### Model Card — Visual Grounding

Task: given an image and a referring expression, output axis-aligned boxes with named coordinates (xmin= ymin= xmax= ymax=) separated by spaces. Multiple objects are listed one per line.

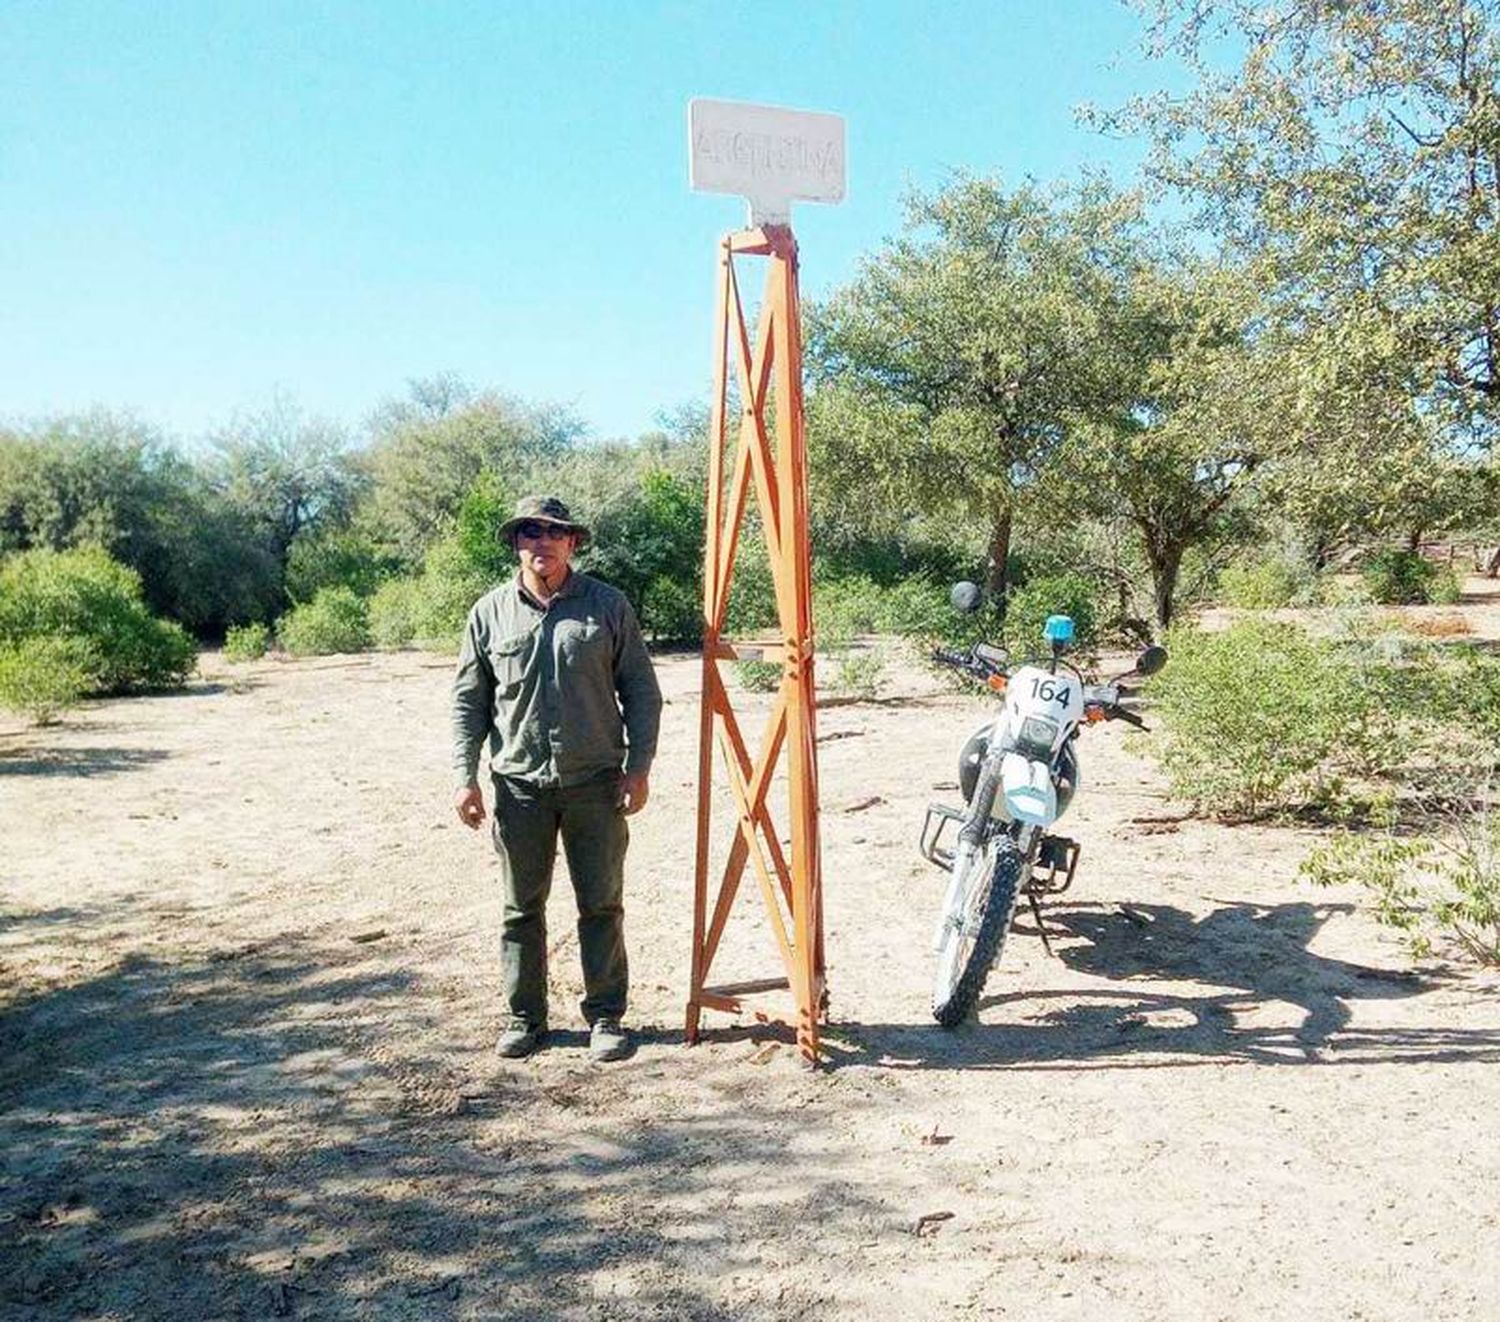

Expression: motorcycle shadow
xmin=841 ymin=899 xmax=1500 ymax=1072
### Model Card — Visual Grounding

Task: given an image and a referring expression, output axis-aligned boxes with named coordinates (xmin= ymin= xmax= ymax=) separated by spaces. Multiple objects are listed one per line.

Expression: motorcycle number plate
xmin=1004 ymin=666 xmax=1084 ymax=748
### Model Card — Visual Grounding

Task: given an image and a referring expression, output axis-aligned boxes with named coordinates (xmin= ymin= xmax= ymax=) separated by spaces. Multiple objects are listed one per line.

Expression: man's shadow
xmin=839 ymin=899 xmax=1500 ymax=1071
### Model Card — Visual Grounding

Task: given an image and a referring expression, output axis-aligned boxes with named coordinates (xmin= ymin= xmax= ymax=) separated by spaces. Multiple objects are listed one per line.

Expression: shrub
xmin=831 ymin=645 xmax=887 ymax=700
xmin=1427 ymin=566 xmax=1463 ymax=605
xmin=1219 ymin=556 xmax=1314 ymax=609
xmin=223 ymin=622 xmax=270 ymax=662
xmin=735 ymin=658 xmax=782 ymax=692
xmin=285 ymin=529 xmax=402 ymax=604
xmin=1004 ymin=573 xmax=1100 ymax=657
xmin=368 ymin=575 xmax=426 ymax=649
xmin=1302 ymin=779 xmax=1500 ymax=966
xmin=1362 ymin=548 xmax=1437 ymax=604
xmin=277 ymin=587 xmax=371 ymax=657
xmin=1144 ymin=619 xmax=1387 ymax=817
xmin=0 ymin=545 xmax=195 ymax=693
xmin=585 ymin=470 xmax=705 ymax=642
xmin=0 ymin=636 xmax=94 ymax=723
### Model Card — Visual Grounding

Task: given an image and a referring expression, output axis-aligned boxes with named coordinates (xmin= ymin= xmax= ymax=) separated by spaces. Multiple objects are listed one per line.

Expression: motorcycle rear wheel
xmin=931 ymin=836 xmax=1026 ymax=1027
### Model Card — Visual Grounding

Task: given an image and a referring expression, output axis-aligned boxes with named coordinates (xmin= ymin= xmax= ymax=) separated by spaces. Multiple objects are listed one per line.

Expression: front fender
xmin=1000 ymin=752 xmax=1057 ymax=826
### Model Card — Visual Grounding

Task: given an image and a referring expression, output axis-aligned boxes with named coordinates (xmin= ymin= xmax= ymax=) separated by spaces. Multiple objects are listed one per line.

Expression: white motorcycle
xmin=920 ymin=582 xmax=1167 ymax=1026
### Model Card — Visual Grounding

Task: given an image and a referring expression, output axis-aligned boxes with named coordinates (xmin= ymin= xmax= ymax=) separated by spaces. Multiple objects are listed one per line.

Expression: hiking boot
xmin=495 ymin=1022 xmax=548 ymax=1059
xmin=589 ymin=1018 xmax=631 ymax=1062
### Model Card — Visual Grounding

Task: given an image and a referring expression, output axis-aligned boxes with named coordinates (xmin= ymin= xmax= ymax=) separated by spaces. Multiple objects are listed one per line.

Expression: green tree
xmin=1055 ymin=262 xmax=1267 ymax=626
xmin=362 ymin=382 xmax=581 ymax=561
xmin=211 ymin=393 xmax=364 ymax=583
xmin=807 ymin=175 xmax=1151 ymax=603
xmin=1118 ymin=0 xmax=1500 ymax=455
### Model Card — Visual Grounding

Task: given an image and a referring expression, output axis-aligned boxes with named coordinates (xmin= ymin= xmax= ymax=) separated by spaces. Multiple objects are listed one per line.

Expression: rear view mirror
xmin=974 ymin=642 xmax=1008 ymax=668
xmin=1135 ymin=645 xmax=1168 ymax=677
xmin=950 ymin=581 xmax=983 ymax=614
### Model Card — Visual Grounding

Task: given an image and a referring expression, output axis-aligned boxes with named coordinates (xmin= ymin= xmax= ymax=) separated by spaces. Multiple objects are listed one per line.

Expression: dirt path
xmin=3 ymin=641 xmax=1498 ymax=1320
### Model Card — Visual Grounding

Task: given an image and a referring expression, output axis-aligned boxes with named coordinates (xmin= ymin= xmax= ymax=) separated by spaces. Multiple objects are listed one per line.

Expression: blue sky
xmin=1 ymin=1 xmax=1180 ymax=445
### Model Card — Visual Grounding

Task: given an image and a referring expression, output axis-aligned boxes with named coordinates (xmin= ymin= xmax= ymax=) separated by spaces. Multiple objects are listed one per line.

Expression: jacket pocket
xmin=487 ymin=632 xmax=533 ymax=699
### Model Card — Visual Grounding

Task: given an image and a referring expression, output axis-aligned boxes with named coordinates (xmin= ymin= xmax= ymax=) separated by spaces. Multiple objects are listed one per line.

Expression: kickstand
xmin=1026 ymin=889 xmax=1055 ymax=956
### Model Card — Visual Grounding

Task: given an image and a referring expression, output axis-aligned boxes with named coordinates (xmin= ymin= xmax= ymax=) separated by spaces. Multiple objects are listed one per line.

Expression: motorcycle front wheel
xmin=931 ymin=835 xmax=1027 ymax=1027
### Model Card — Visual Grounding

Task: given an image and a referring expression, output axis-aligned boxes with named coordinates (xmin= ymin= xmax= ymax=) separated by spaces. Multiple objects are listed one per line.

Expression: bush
xmin=0 ymin=636 xmax=94 ymax=723
xmin=0 ymin=545 xmax=196 ymax=693
xmin=1427 ymin=566 xmax=1463 ymax=605
xmin=734 ymin=658 xmax=782 ymax=692
xmin=367 ymin=535 xmax=493 ymax=652
xmin=277 ymin=587 xmax=371 ymax=657
xmin=831 ymin=645 xmax=887 ymax=700
xmin=223 ymin=622 xmax=270 ymax=662
xmin=1219 ymin=556 xmax=1314 ymax=609
xmin=1004 ymin=573 xmax=1100 ymax=657
xmin=585 ymin=470 xmax=705 ymax=642
xmin=1362 ymin=548 xmax=1438 ymax=604
xmin=1144 ymin=619 xmax=1387 ymax=818
xmin=285 ymin=529 xmax=402 ymax=604
xmin=1302 ymin=780 xmax=1500 ymax=966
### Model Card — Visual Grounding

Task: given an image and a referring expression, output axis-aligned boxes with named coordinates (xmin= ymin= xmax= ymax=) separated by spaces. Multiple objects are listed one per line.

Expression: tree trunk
xmin=1148 ymin=540 xmax=1184 ymax=630
xmin=985 ymin=504 xmax=1013 ymax=614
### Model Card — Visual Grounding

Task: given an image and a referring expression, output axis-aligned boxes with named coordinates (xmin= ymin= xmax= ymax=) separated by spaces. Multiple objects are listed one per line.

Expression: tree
xmin=1055 ymin=262 xmax=1268 ymax=627
xmin=211 ymin=393 xmax=363 ymax=583
xmin=1117 ymin=1 xmax=1500 ymax=457
xmin=361 ymin=385 xmax=581 ymax=562
xmin=0 ymin=412 xmax=281 ymax=635
xmin=806 ymin=176 xmax=1151 ymax=602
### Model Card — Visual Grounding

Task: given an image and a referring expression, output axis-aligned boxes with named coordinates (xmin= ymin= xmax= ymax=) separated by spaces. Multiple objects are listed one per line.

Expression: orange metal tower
xmin=685 ymin=223 xmax=826 ymax=1065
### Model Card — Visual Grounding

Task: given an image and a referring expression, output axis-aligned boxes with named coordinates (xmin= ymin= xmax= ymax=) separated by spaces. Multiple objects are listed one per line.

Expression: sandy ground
xmin=3 ymin=592 xmax=1500 ymax=1321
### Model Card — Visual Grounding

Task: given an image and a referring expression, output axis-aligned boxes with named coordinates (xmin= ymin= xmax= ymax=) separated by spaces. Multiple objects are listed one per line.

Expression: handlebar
xmin=936 ymin=647 xmax=1152 ymax=730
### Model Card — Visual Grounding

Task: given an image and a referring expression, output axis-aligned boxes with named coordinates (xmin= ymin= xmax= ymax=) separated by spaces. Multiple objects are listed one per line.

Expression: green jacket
xmin=451 ymin=571 xmax=662 ymax=790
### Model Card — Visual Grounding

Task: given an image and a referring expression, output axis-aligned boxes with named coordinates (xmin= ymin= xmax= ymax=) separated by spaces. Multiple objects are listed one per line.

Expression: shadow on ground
xmin=0 ymin=745 xmax=171 ymax=778
xmin=0 ymin=930 xmax=869 ymax=1321
xmin=842 ymin=899 xmax=1500 ymax=1072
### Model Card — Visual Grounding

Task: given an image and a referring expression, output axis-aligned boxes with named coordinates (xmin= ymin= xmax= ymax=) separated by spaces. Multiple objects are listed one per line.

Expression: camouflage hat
xmin=497 ymin=494 xmax=591 ymax=546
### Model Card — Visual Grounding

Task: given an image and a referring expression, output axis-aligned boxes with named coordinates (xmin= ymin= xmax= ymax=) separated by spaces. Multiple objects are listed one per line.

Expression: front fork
xmin=931 ymin=760 xmax=1038 ymax=950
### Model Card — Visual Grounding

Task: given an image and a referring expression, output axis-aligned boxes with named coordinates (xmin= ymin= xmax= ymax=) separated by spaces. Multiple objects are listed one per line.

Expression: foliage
xmin=285 ymin=528 xmax=402 ymax=604
xmin=1219 ymin=554 xmax=1316 ymax=609
xmin=584 ymin=469 xmax=705 ymax=642
xmin=1302 ymin=767 xmax=1500 ymax=967
xmin=1143 ymin=619 xmax=1388 ymax=817
xmin=0 ymin=636 xmax=94 ymax=724
xmin=0 ymin=545 xmax=196 ymax=693
xmin=830 ymin=645 xmax=888 ymax=700
xmin=367 ymin=536 xmax=492 ymax=652
xmin=734 ymin=658 xmax=782 ymax=692
xmin=453 ymin=470 xmax=516 ymax=583
xmin=807 ymin=175 xmax=1153 ymax=601
xmin=222 ymin=622 xmax=271 ymax=662
xmin=1051 ymin=260 xmax=1268 ymax=626
xmin=1428 ymin=566 xmax=1464 ymax=606
xmin=211 ymin=393 xmax=364 ymax=576
xmin=362 ymin=382 xmax=580 ymax=561
xmin=1004 ymin=573 xmax=1100 ymax=657
xmin=1112 ymin=0 xmax=1500 ymax=579
xmin=277 ymin=587 xmax=371 ymax=657
xmin=1362 ymin=549 xmax=1441 ymax=604
xmin=0 ymin=413 xmax=282 ymax=636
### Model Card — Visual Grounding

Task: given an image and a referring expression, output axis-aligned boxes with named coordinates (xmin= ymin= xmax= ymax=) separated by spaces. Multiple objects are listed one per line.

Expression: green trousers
xmin=490 ymin=774 xmax=629 ymax=1028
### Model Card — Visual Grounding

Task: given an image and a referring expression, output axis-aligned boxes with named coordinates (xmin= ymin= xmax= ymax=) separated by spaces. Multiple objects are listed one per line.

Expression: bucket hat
xmin=497 ymin=495 xmax=591 ymax=546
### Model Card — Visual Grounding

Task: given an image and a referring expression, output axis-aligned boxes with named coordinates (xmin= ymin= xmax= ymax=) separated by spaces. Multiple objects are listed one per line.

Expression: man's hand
xmin=454 ymin=784 xmax=486 ymax=830
xmin=619 ymin=770 xmax=650 ymax=815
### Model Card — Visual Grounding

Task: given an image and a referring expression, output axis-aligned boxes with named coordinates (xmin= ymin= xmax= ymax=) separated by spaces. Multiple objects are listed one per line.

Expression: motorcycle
xmin=919 ymin=582 xmax=1167 ymax=1026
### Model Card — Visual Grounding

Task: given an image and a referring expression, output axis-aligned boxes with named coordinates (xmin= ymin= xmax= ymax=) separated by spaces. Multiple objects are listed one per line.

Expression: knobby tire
xmin=932 ymin=839 xmax=1027 ymax=1028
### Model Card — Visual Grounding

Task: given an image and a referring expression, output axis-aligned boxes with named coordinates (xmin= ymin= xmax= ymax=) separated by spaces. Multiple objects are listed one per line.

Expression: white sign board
xmin=688 ymin=98 xmax=846 ymax=225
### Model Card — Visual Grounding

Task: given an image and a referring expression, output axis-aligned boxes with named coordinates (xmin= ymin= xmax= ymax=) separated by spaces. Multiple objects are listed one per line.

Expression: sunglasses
xmin=516 ymin=521 xmax=573 ymax=541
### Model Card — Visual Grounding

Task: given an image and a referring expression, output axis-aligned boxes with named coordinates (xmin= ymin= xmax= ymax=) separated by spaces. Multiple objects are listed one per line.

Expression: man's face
xmin=514 ymin=520 xmax=578 ymax=580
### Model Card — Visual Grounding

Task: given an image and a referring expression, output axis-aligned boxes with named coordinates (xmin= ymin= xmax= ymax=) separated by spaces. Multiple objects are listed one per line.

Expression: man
xmin=451 ymin=495 xmax=662 ymax=1062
